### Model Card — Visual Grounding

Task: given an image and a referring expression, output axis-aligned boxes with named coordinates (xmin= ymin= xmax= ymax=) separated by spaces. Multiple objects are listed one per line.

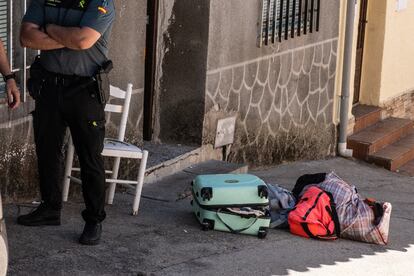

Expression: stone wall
xmin=204 ymin=0 xmax=340 ymax=166
xmin=381 ymin=90 xmax=414 ymax=121
xmin=205 ymin=40 xmax=338 ymax=165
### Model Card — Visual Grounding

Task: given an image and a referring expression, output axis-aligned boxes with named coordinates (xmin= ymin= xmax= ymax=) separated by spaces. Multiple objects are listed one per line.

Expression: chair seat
xmin=102 ymin=138 xmax=143 ymax=159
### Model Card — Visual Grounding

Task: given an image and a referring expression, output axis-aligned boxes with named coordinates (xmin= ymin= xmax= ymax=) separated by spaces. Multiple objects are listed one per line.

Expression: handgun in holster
xmin=96 ymin=60 xmax=113 ymax=105
xmin=27 ymin=55 xmax=46 ymax=100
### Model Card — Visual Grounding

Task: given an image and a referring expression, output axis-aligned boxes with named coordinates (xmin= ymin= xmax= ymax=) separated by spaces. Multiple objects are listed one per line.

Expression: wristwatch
xmin=3 ymin=73 xmax=16 ymax=82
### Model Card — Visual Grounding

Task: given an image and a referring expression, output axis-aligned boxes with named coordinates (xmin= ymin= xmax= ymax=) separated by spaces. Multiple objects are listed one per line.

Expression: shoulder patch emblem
xmin=98 ymin=0 xmax=109 ymax=14
xmin=98 ymin=6 xmax=108 ymax=14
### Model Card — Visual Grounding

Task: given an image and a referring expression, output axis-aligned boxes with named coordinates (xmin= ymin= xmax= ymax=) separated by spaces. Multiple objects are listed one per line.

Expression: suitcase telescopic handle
xmin=216 ymin=209 xmax=258 ymax=234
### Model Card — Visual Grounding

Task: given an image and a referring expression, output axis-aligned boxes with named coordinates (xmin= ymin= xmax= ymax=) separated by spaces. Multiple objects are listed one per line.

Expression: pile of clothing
xmin=266 ymin=172 xmax=392 ymax=245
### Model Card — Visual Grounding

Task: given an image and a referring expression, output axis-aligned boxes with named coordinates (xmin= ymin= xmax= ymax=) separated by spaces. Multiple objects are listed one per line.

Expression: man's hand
xmin=46 ymin=24 xmax=101 ymax=50
xmin=5 ymin=79 xmax=20 ymax=109
xmin=20 ymin=22 xmax=65 ymax=50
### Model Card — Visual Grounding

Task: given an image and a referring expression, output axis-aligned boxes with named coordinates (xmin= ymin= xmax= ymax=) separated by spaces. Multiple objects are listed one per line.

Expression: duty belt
xmin=42 ymin=69 xmax=95 ymax=86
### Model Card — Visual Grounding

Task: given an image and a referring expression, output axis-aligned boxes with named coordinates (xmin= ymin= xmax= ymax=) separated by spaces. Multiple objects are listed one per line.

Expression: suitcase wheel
xmin=201 ymin=220 xmax=214 ymax=231
xmin=258 ymin=185 xmax=269 ymax=199
xmin=201 ymin=222 xmax=210 ymax=231
xmin=258 ymin=227 xmax=268 ymax=239
xmin=201 ymin=187 xmax=213 ymax=201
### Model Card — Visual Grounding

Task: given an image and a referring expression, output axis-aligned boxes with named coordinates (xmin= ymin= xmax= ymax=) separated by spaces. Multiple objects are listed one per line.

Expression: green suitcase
xmin=191 ymin=174 xmax=270 ymax=238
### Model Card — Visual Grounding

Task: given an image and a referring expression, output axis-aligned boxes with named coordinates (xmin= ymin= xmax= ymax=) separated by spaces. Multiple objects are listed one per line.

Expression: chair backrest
xmin=105 ymin=83 xmax=133 ymax=142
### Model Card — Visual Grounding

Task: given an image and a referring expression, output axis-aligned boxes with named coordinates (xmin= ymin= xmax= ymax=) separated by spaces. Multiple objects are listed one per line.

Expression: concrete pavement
xmin=288 ymin=245 xmax=414 ymax=276
xmin=4 ymin=158 xmax=414 ymax=275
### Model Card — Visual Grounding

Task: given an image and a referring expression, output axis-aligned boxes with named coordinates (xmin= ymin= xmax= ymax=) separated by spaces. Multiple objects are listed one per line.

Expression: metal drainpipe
xmin=338 ymin=0 xmax=356 ymax=158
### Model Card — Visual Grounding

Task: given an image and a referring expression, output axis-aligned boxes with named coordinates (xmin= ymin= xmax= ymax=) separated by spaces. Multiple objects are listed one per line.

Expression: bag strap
xmin=301 ymin=223 xmax=319 ymax=239
xmin=325 ymin=191 xmax=341 ymax=238
xmin=302 ymin=191 xmax=324 ymax=220
xmin=299 ymin=190 xmax=341 ymax=240
xmin=300 ymin=223 xmax=337 ymax=240
xmin=216 ymin=209 xmax=258 ymax=234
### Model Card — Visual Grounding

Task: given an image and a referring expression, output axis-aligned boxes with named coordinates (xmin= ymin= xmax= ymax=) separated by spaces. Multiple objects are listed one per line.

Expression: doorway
xmin=143 ymin=0 xmax=159 ymax=141
xmin=353 ymin=0 xmax=369 ymax=104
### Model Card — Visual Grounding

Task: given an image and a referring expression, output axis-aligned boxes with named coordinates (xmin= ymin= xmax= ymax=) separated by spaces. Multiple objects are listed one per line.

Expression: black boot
xmin=17 ymin=203 xmax=61 ymax=226
xmin=79 ymin=222 xmax=102 ymax=245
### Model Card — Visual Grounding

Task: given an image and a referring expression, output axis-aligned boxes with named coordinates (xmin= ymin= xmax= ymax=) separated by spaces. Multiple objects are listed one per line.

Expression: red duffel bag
xmin=288 ymin=186 xmax=340 ymax=240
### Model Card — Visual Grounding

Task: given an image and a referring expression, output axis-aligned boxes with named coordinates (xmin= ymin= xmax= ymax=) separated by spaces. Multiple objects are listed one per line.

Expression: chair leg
xmin=132 ymin=150 xmax=149 ymax=216
xmin=107 ymin=157 xmax=121 ymax=205
xmin=62 ymin=138 xmax=75 ymax=202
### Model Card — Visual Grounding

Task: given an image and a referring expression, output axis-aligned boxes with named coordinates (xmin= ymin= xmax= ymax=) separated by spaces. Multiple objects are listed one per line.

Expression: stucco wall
xmin=106 ymin=0 xmax=146 ymax=145
xmin=204 ymin=0 xmax=340 ymax=166
xmin=153 ymin=0 xmax=210 ymax=145
xmin=0 ymin=1 xmax=147 ymax=202
xmin=359 ymin=0 xmax=414 ymax=106
xmin=380 ymin=1 xmax=414 ymax=103
xmin=359 ymin=0 xmax=387 ymax=106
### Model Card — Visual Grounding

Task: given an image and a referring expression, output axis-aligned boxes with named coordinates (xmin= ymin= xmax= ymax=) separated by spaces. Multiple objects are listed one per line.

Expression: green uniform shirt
xmin=23 ymin=0 xmax=115 ymax=77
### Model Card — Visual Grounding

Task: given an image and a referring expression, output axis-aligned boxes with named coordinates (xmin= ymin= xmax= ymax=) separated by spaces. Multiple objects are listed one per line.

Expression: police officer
xmin=0 ymin=38 xmax=20 ymax=109
xmin=18 ymin=0 xmax=115 ymax=245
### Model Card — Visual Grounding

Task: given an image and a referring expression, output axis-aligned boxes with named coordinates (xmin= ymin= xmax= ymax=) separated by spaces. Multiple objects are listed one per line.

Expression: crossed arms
xmin=15 ymin=22 xmax=101 ymax=108
xmin=20 ymin=22 xmax=101 ymax=51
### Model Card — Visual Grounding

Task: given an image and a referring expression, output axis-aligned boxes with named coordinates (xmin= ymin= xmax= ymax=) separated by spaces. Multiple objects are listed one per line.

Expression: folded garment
xmin=266 ymin=183 xmax=296 ymax=229
xmin=226 ymin=207 xmax=266 ymax=218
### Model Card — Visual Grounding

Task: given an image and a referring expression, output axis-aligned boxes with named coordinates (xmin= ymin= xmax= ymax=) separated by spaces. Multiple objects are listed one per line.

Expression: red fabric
xmin=288 ymin=186 xmax=337 ymax=240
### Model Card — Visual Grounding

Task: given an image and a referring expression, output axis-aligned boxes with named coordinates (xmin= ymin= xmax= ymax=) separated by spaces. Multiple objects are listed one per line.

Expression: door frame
xmin=143 ymin=0 xmax=159 ymax=141
xmin=353 ymin=0 xmax=369 ymax=105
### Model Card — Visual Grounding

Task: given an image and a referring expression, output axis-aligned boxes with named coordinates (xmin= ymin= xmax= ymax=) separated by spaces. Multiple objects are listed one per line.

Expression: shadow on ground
xmin=4 ymin=158 xmax=414 ymax=275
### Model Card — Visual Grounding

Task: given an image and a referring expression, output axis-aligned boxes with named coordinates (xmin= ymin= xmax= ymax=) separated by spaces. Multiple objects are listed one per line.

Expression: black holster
xmin=95 ymin=60 xmax=113 ymax=105
xmin=27 ymin=56 xmax=46 ymax=100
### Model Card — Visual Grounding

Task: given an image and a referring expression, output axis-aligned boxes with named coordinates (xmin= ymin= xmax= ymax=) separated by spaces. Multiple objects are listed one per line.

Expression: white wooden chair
xmin=62 ymin=83 xmax=149 ymax=215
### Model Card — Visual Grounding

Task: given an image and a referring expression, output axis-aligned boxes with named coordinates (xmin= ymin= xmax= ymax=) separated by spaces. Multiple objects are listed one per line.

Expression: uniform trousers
xmin=33 ymin=73 xmax=106 ymax=223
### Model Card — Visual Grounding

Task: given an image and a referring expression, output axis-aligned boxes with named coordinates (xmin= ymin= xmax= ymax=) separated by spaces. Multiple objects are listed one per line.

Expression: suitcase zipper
xmin=192 ymin=192 xmax=270 ymax=213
